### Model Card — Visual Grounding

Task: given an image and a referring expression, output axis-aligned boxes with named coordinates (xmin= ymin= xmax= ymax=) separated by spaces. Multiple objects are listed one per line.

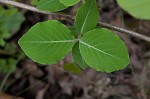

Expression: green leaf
xmin=0 ymin=58 xmax=17 ymax=73
xmin=37 ymin=0 xmax=67 ymax=12
xmin=30 ymin=0 xmax=39 ymax=6
xmin=68 ymin=26 xmax=78 ymax=36
xmin=0 ymin=37 xmax=5 ymax=46
xmin=117 ymin=0 xmax=150 ymax=20
xmin=2 ymin=31 xmax=10 ymax=39
xmin=64 ymin=63 xmax=81 ymax=74
xmin=79 ymin=28 xmax=130 ymax=73
xmin=4 ymin=42 xmax=17 ymax=54
xmin=59 ymin=0 xmax=80 ymax=6
xmin=0 ymin=7 xmax=25 ymax=38
xmin=72 ymin=42 xmax=88 ymax=69
xmin=18 ymin=20 xmax=76 ymax=64
xmin=75 ymin=0 xmax=99 ymax=34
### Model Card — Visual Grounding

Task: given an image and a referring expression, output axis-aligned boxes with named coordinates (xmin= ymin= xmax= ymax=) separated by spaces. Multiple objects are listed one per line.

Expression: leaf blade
xmin=64 ymin=63 xmax=81 ymax=74
xmin=0 ymin=7 xmax=25 ymax=38
xmin=68 ymin=26 xmax=78 ymax=36
xmin=72 ymin=42 xmax=88 ymax=69
xmin=59 ymin=0 xmax=80 ymax=6
xmin=37 ymin=0 xmax=67 ymax=12
xmin=18 ymin=20 xmax=76 ymax=64
xmin=79 ymin=28 xmax=130 ymax=72
xmin=117 ymin=0 xmax=150 ymax=20
xmin=75 ymin=0 xmax=99 ymax=34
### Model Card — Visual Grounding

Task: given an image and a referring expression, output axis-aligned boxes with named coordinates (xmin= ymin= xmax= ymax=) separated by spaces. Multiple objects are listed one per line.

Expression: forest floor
xmin=0 ymin=0 xmax=150 ymax=99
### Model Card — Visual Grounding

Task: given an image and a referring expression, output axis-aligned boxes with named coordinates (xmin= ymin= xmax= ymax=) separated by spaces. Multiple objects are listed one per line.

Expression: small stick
xmin=0 ymin=0 xmax=150 ymax=42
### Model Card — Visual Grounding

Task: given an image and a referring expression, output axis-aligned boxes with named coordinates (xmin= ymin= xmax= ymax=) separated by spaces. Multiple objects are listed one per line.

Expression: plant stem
xmin=0 ymin=0 xmax=71 ymax=18
xmin=0 ymin=70 xmax=12 ymax=93
xmin=98 ymin=22 xmax=150 ymax=42
xmin=0 ymin=0 xmax=150 ymax=42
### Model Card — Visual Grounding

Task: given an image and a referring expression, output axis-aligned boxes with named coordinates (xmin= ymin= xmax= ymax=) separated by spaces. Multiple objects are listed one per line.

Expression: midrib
xmin=20 ymin=40 xmax=77 ymax=43
xmin=79 ymin=40 xmax=126 ymax=62
xmin=80 ymin=0 xmax=94 ymax=33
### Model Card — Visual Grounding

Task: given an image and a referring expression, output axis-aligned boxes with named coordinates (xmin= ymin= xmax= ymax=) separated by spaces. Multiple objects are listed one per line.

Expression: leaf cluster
xmin=18 ymin=0 xmax=130 ymax=73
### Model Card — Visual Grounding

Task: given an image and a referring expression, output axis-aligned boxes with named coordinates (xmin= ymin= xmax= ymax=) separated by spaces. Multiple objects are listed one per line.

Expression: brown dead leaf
xmin=0 ymin=93 xmax=23 ymax=99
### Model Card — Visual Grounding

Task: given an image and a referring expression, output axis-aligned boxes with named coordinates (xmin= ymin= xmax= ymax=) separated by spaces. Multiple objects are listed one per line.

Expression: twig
xmin=98 ymin=22 xmax=150 ymax=42
xmin=82 ymin=0 xmax=85 ymax=3
xmin=0 ymin=0 xmax=150 ymax=42
xmin=0 ymin=0 xmax=53 ymax=15
xmin=0 ymin=0 xmax=72 ymax=18
xmin=0 ymin=70 xmax=12 ymax=93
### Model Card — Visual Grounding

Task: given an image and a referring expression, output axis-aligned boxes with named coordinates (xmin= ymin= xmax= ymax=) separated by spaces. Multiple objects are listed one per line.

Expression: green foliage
xmin=68 ymin=26 xmax=78 ymax=36
xmin=4 ymin=42 xmax=17 ymax=54
xmin=0 ymin=7 xmax=25 ymax=46
xmin=79 ymin=28 xmax=130 ymax=72
xmin=37 ymin=0 xmax=67 ymax=12
xmin=18 ymin=20 xmax=75 ymax=64
xmin=72 ymin=42 xmax=88 ymax=69
xmin=19 ymin=0 xmax=130 ymax=72
xmin=0 ymin=58 xmax=17 ymax=73
xmin=75 ymin=0 xmax=99 ymax=34
xmin=0 ymin=42 xmax=24 ymax=73
xmin=30 ymin=0 xmax=39 ymax=6
xmin=0 ymin=7 xmax=25 ymax=35
xmin=0 ymin=6 xmax=24 ymax=73
xmin=60 ymin=0 xmax=80 ymax=6
xmin=117 ymin=0 xmax=150 ymax=20
xmin=0 ymin=38 xmax=5 ymax=46
xmin=64 ymin=63 xmax=81 ymax=74
xmin=36 ymin=0 xmax=81 ymax=12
